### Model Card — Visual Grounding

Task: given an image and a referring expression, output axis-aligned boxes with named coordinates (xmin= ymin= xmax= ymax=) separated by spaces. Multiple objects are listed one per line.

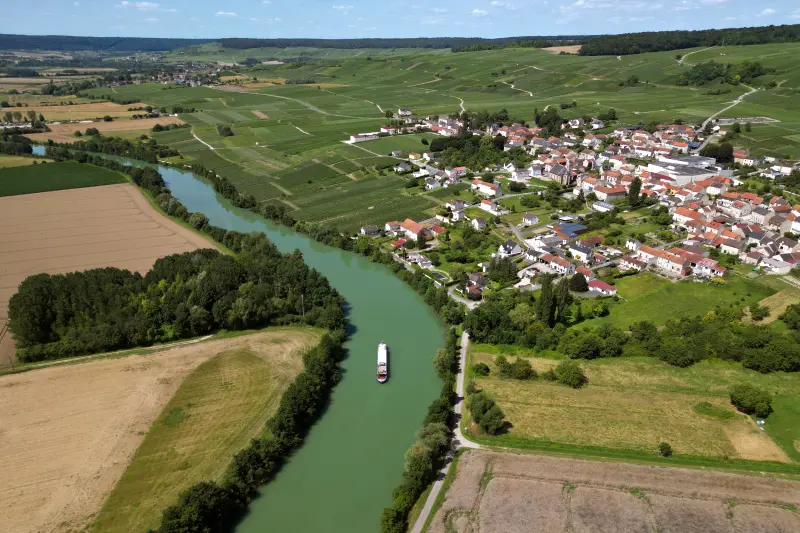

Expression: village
xmin=354 ymin=107 xmax=800 ymax=303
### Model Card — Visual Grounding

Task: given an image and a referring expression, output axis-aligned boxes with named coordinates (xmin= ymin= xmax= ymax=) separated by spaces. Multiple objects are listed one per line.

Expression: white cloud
xmin=430 ymin=8 xmax=447 ymax=13
xmin=491 ymin=1 xmax=503 ymax=5
xmin=759 ymin=8 xmax=776 ymax=16
xmin=791 ymin=9 xmax=800 ymax=19
xmin=332 ymin=4 xmax=353 ymax=10
xmin=673 ymin=0 xmax=697 ymax=11
xmin=143 ymin=17 xmax=158 ymax=22
xmin=250 ymin=17 xmax=259 ymax=21
xmin=700 ymin=0 xmax=731 ymax=5
xmin=134 ymin=1 xmax=159 ymax=10
xmin=118 ymin=1 xmax=174 ymax=12
xmin=262 ymin=0 xmax=271 ymax=3
xmin=471 ymin=8 xmax=488 ymax=16
xmin=74 ymin=1 xmax=80 ymax=5
xmin=215 ymin=11 xmax=238 ymax=17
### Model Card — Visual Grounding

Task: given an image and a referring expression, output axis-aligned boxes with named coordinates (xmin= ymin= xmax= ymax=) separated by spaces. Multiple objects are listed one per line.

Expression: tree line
xmin=579 ymin=24 xmax=800 ymax=56
xmin=677 ymin=61 xmax=774 ymax=86
xmin=219 ymin=36 xmax=588 ymax=51
xmin=45 ymin=134 xmax=179 ymax=163
xmin=0 ymin=131 xmax=34 ymax=156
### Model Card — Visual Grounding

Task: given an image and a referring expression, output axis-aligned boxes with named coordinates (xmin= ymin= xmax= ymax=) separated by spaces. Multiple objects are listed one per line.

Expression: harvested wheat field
xmin=0 ymin=329 xmax=316 ymax=533
xmin=16 ymin=101 xmax=141 ymax=122
xmin=26 ymin=116 xmax=183 ymax=143
xmin=0 ymin=183 xmax=214 ymax=367
xmin=543 ymin=45 xmax=582 ymax=54
xmin=429 ymin=450 xmax=800 ymax=533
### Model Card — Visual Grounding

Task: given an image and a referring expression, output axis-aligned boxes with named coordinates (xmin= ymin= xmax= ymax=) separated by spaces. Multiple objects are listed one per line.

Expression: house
xmin=590 ymin=119 xmax=605 ymax=130
xmin=733 ymin=150 xmax=758 ymax=167
xmin=452 ymin=210 xmax=466 ymax=222
xmin=400 ymin=218 xmax=426 ymax=241
xmin=472 ymin=217 xmax=487 ymax=231
xmin=384 ymin=221 xmax=401 ymax=235
xmin=720 ymin=239 xmax=744 ymax=255
xmin=569 ymin=243 xmax=594 ymax=264
xmin=569 ymin=118 xmax=585 ymax=129
xmin=408 ymin=152 xmax=422 ymax=161
xmin=391 ymin=237 xmax=409 ymax=248
xmin=498 ymin=240 xmax=523 ymax=258
xmin=479 ymin=199 xmax=502 ymax=215
xmin=398 ymin=108 xmax=413 ymax=116
xmin=625 ymin=238 xmax=641 ymax=252
xmin=594 ymin=185 xmax=627 ymax=202
xmin=424 ymin=178 xmax=442 ymax=191
xmin=391 ymin=150 xmax=404 ymax=157
xmin=576 ymin=265 xmax=595 ymax=280
xmin=672 ymin=207 xmax=704 ymax=226
xmin=522 ymin=212 xmax=539 ymax=227
xmin=360 ymin=225 xmax=380 ymax=237
xmin=395 ymin=162 xmax=412 ymax=173
xmin=446 ymin=200 xmax=468 ymax=211
xmin=446 ymin=166 xmax=468 ymax=178
xmin=592 ymin=201 xmax=615 ymax=213
xmin=511 ymin=169 xmax=532 ymax=182
xmin=619 ymin=255 xmax=647 ymax=272
xmin=349 ymin=133 xmax=379 ymax=143
xmin=471 ymin=179 xmax=501 ymax=197
xmin=541 ymin=253 xmax=576 ymax=276
xmin=588 ymin=278 xmax=617 ymax=296
xmin=552 ymin=223 xmax=588 ymax=241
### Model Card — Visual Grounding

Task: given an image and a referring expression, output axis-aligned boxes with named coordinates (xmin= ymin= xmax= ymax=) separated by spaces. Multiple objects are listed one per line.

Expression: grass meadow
xmin=92 ymin=329 xmax=321 ymax=533
xmin=470 ymin=349 xmax=800 ymax=464
xmin=0 ymin=161 xmax=125 ymax=196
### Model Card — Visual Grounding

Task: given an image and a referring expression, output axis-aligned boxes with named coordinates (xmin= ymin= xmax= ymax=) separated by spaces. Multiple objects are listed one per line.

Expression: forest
xmin=677 ymin=60 xmax=774 ymax=86
xmin=0 ymin=33 xmax=212 ymax=52
xmin=218 ymin=35 xmax=587 ymax=50
xmin=578 ymin=24 xmax=800 ymax=56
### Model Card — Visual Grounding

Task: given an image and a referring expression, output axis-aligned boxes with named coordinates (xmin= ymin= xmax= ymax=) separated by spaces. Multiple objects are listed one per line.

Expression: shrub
xmin=472 ymin=362 xmax=490 ymax=376
xmin=729 ymin=384 xmax=772 ymax=418
xmin=510 ymin=358 xmax=536 ymax=380
xmin=542 ymin=368 xmax=557 ymax=381
xmin=468 ymin=391 xmax=505 ymax=435
xmin=555 ymin=360 xmax=587 ymax=388
xmin=749 ymin=302 xmax=770 ymax=321
xmin=658 ymin=442 xmax=673 ymax=457
xmin=569 ymin=273 xmax=588 ymax=292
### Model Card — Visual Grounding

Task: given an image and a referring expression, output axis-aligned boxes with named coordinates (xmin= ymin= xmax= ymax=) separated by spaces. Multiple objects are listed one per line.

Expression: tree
xmin=536 ymin=275 xmax=557 ymax=327
xmin=472 ymin=362 xmax=490 ymax=376
xmin=103 ymin=115 xmax=113 ymax=122
xmin=658 ymin=442 xmax=673 ymax=458
xmin=729 ymin=384 xmax=772 ymax=418
xmin=385 ymin=110 xmax=393 ymax=119
xmin=510 ymin=358 xmax=536 ymax=380
xmin=749 ymin=302 xmax=770 ymax=321
xmin=627 ymin=177 xmax=642 ymax=207
xmin=569 ymin=273 xmax=589 ymax=292
xmin=745 ymin=122 xmax=752 ymax=132
xmin=555 ymin=278 xmax=572 ymax=323
xmin=555 ymin=360 xmax=588 ymax=388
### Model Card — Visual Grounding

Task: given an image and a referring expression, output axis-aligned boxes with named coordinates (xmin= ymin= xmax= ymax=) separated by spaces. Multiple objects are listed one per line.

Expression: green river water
xmin=156 ymin=166 xmax=445 ymax=532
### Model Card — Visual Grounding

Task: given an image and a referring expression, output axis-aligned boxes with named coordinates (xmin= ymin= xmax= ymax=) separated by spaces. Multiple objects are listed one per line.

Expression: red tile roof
xmin=588 ymin=279 xmax=616 ymax=292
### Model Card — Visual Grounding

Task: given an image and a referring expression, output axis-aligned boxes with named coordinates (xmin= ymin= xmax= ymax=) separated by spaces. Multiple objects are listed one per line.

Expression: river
xmin=121 ymin=158 xmax=445 ymax=532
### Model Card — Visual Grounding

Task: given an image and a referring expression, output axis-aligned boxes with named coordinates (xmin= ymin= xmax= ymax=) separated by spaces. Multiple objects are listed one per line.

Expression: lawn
xmin=470 ymin=350 xmax=800 ymax=463
xmin=586 ymin=273 xmax=774 ymax=329
xmin=92 ymin=328 xmax=321 ymax=533
xmin=0 ymin=161 xmax=126 ymax=196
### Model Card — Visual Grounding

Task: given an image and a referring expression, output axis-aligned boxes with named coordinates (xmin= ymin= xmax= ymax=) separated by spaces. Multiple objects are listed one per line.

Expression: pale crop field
xmin=429 ymin=450 xmax=800 ymax=533
xmin=0 ymin=330 xmax=317 ymax=533
xmin=25 ymin=116 xmax=184 ymax=143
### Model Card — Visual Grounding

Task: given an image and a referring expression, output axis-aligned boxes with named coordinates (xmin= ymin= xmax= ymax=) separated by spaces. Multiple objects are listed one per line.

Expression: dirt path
xmin=452 ymin=96 xmax=466 ymax=113
xmin=0 ymin=330 xmax=309 ymax=533
xmin=678 ymin=46 xmax=715 ymax=65
xmin=409 ymin=78 xmax=442 ymax=87
xmin=292 ymin=124 xmax=311 ymax=135
xmin=501 ymin=80 xmax=534 ymax=97
xmin=212 ymin=86 xmax=363 ymax=119
xmin=269 ymin=181 xmax=293 ymax=196
xmin=191 ymin=130 xmax=216 ymax=150
xmin=702 ymin=85 xmax=757 ymax=128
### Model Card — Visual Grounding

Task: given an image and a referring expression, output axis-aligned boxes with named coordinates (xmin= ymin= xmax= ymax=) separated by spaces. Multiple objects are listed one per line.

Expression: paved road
xmin=447 ymin=286 xmax=481 ymax=310
xmin=506 ymin=222 xmax=534 ymax=249
xmin=410 ymin=331 xmax=479 ymax=533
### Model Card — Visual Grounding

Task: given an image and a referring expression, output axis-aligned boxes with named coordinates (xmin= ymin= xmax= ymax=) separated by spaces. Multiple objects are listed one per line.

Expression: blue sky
xmin=7 ymin=0 xmax=800 ymax=39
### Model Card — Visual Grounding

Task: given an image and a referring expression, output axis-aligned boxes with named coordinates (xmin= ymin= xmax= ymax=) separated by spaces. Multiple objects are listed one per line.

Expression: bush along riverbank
xmin=44 ymin=143 xmax=464 ymax=532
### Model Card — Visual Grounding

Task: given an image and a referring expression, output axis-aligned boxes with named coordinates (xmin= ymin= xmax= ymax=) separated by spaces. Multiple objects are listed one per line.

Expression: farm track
xmin=212 ymin=86 xmax=364 ymax=119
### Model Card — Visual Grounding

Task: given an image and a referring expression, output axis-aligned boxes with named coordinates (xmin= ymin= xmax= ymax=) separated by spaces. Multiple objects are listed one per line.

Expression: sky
xmin=6 ymin=0 xmax=800 ymax=40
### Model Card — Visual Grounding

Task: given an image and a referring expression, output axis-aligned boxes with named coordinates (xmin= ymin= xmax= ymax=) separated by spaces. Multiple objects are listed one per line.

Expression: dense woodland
xmin=218 ymin=36 xmax=587 ymax=50
xmin=579 ymin=24 xmax=800 ymax=56
xmin=45 ymin=135 xmax=178 ymax=163
xmin=0 ymin=131 xmax=33 ymax=156
xmin=0 ymin=34 xmax=212 ymax=51
xmin=677 ymin=60 xmax=774 ymax=86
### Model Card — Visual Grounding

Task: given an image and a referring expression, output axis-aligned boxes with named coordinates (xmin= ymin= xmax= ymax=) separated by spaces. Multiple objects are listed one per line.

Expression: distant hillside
xmin=217 ymin=37 xmax=588 ymax=50
xmin=579 ymin=24 xmax=800 ymax=56
xmin=0 ymin=34 xmax=213 ymax=52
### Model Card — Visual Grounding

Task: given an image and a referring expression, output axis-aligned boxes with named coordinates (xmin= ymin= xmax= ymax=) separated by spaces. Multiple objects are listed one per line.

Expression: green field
xmin=469 ymin=349 xmax=800 ymax=464
xmin=586 ymin=273 xmax=774 ymax=329
xmin=92 ymin=329 xmax=321 ymax=533
xmin=0 ymin=161 xmax=126 ymax=196
xmin=71 ymin=42 xmax=800 ymax=230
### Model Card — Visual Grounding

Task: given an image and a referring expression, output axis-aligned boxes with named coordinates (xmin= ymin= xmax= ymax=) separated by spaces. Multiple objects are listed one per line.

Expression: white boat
xmin=377 ymin=342 xmax=388 ymax=383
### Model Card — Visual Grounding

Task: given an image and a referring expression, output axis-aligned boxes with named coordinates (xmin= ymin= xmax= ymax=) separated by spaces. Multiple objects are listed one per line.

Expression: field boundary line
xmin=269 ymin=182 xmax=293 ymax=196
xmin=191 ymin=130 xmax=216 ymax=151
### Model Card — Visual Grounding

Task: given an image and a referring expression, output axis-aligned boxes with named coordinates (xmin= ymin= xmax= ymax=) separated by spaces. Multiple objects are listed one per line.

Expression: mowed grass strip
xmin=0 ymin=155 xmax=50 ymax=168
xmin=92 ymin=330 xmax=321 ymax=533
xmin=472 ymin=352 xmax=799 ymax=462
xmin=0 ymin=161 xmax=126 ymax=197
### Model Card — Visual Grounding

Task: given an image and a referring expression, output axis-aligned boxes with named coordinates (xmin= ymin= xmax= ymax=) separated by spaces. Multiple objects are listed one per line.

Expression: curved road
xmin=410 ymin=331 xmax=479 ymax=533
